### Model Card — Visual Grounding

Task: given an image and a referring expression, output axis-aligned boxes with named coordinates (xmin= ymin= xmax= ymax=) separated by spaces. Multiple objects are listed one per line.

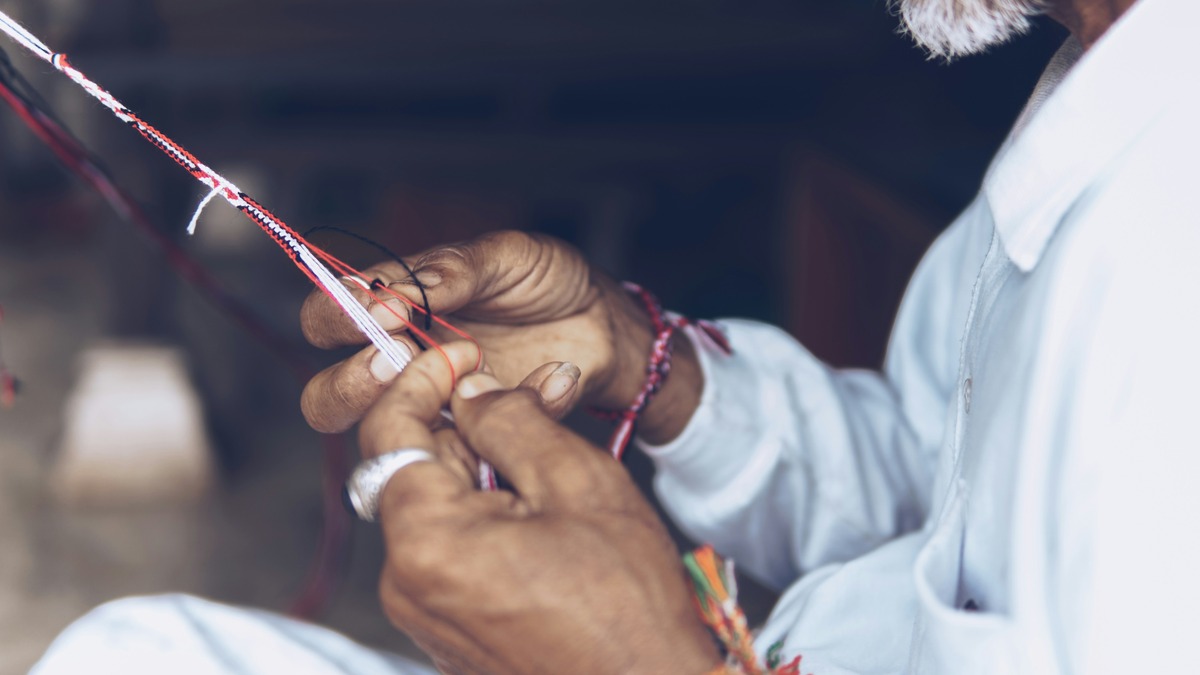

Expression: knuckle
xmin=391 ymin=360 xmax=448 ymax=412
xmin=299 ymin=293 xmax=333 ymax=347
xmin=301 ymin=362 xmax=374 ymax=433
xmin=473 ymin=388 xmax=544 ymax=429
xmin=591 ymin=459 xmax=635 ymax=498
xmin=410 ymin=355 xmax=449 ymax=392
xmin=416 ymin=243 xmax=471 ymax=271
xmin=377 ymin=577 xmax=413 ymax=629
xmin=331 ymin=367 xmax=374 ymax=413
xmin=485 ymin=230 xmax=545 ymax=269
xmin=357 ymin=404 xmax=388 ymax=449
xmin=387 ymin=529 xmax=450 ymax=587
xmin=488 ymin=229 xmax=530 ymax=250
xmin=499 ymin=385 xmax=544 ymax=411
xmin=299 ymin=382 xmax=334 ymax=432
xmin=357 ymin=405 xmax=400 ymax=453
xmin=300 ymin=285 xmax=370 ymax=349
xmin=522 ymin=230 xmax=563 ymax=257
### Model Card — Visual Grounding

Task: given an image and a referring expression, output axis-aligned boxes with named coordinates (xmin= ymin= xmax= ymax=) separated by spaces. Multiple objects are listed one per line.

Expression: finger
xmin=516 ymin=361 xmax=583 ymax=421
xmin=408 ymin=231 xmax=596 ymax=324
xmin=357 ymin=342 xmax=483 ymax=509
xmin=300 ymin=262 xmax=418 ymax=349
xmin=450 ymin=372 xmax=606 ymax=507
xmin=431 ymin=426 xmax=479 ymax=488
xmin=358 ymin=340 xmax=483 ymax=460
xmin=300 ymin=338 xmax=418 ymax=433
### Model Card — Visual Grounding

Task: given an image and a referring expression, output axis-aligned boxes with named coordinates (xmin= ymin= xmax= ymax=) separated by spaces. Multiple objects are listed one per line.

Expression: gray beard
xmin=893 ymin=0 xmax=1049 ymax=61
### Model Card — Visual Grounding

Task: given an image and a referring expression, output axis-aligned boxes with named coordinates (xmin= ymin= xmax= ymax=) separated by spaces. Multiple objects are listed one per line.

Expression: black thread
xmin=301 ymin=225 xmax=433 ymax=332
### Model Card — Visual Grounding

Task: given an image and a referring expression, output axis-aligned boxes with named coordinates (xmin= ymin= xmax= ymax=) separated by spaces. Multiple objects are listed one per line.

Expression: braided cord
xmin=0 ymin=11 xmax=410 ymax=373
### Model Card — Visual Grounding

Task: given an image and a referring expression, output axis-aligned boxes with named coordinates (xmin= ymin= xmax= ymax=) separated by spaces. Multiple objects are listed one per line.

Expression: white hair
xmin=892 ymin=0 xmax=1049 ymax=61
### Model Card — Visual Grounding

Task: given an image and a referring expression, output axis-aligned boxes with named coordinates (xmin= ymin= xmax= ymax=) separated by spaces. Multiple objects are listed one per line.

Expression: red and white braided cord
xmin=0 ymin=10 xmax=410 ymax=373
xmin=592 ymin=282 xmax=731 ymax=461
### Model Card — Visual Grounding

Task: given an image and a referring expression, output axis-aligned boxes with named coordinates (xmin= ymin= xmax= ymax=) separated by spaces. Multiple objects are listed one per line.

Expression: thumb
xmin=450 ymin=372 xmax=604 ymax=507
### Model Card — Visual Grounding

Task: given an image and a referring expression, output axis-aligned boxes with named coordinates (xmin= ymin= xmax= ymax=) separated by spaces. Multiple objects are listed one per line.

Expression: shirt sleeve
xmin=639 ymin=321 xmax=921 ymax=590
xmin=639 ymin=207 xmax=990 ymax=590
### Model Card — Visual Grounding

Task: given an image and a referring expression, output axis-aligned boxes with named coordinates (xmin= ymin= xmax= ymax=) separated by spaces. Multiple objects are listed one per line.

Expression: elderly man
xmin=36 ymin=0 xmax=1198 ymax=672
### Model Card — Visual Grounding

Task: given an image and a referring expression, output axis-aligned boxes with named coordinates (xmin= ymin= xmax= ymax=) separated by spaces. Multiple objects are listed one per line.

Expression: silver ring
xmin=343 ymin=448 xmax=436 ymax=522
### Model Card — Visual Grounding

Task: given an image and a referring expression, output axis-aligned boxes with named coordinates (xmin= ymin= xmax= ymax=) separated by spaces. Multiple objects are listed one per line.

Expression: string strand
xmin=0 ymin=10 xmax=51 ymax=59
xmin=0 ymin=17 xmax=497 ymax=501
xmin=303 ymin=225 xmax=433 ymax=331
xmin=0 ymin=9 xmax=412 ymax=373
xmin=187 ymin=184 xmax=223 ymax=236
xmin=684 ymin=546 xmax=808 ymax=675
xmin=0 ymin=53 xmax=359 ymax=615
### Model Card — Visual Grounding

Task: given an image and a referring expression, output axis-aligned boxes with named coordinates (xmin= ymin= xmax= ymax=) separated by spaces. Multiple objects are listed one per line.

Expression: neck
xmin=1047 ymin=0 xmax=1139 ymax=50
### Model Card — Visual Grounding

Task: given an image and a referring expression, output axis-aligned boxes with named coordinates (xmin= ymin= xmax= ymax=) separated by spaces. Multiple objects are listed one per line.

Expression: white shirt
xmin=645 ymin=1 xmax=1200 ymax=672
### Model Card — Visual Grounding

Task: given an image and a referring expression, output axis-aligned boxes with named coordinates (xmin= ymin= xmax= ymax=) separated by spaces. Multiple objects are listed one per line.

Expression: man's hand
xmin=299 ymin=230 xmax=701 ymax=445
xmin=358 ymin=342 xmax=720 ymax=674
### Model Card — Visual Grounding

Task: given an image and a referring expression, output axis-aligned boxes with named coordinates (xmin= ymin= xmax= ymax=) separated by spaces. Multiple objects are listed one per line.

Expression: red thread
xmin=307 ymin=249 xmax=464 ymax=382
xmin=373 ymin=283 xmax=484 ymax=372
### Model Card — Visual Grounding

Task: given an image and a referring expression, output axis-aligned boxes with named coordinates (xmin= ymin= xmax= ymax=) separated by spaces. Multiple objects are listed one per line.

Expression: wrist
xmin=637 ymin=327 xmax=701 ymax=445
xmin=593 ymin=281 xmax=704 ymax=447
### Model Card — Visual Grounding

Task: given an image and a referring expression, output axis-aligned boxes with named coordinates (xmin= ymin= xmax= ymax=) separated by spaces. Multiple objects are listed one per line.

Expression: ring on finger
xmin=343 ymin=448 xmax=437 ymax=522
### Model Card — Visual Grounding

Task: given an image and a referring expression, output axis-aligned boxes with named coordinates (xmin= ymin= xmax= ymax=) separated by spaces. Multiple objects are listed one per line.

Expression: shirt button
xmin=963 ymin=377 xmax=973 ymax=413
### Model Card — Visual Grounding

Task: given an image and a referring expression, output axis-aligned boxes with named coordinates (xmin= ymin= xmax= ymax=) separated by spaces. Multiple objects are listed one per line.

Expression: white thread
xmin=479 ymin=460 xmax=497 ymax=491
xmin=0 ymin=11 xmax=52 ymax=58
xmin=186 ymin=184 xmax=222 ymax=235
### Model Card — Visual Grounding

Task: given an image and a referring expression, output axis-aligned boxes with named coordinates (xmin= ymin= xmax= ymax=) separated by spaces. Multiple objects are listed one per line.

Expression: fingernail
xmin=539 ymin=362 xmax=581 ymax=403
xmin=457 ymin=372 xmax=503 ymax=399
xmin=413 ymin=269 xmax=442 ymax=288
xmin=369 ymin=342 xmax=411 ymax=382
xmin=369 ymin=299 xmax=407 ymax=330
xmin=341 ymin=275 xmax=370 ymax=291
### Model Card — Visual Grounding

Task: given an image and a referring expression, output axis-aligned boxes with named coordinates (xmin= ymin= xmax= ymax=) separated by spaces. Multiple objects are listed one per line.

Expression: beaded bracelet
xmin=589 ymin=282 xmax=730 ymax=460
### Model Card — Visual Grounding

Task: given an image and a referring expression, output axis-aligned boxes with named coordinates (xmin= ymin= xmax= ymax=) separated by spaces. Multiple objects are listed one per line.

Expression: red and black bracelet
xmin=589 ymin=282 xmax=731 ymax=461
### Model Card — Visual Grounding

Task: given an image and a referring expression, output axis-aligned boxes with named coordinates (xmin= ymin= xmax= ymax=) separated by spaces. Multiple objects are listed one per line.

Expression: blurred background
xmin=0 ymin=0 xmax=1065 ymax=671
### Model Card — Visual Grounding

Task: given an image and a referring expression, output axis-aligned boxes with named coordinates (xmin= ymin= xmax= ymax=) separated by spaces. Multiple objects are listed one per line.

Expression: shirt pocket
xmin=907 ymin=483 xmax=1019 ymax=675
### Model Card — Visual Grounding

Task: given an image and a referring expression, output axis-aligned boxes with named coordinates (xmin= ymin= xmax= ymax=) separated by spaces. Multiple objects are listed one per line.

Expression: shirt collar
xmin=982 ymin=0 xmax=1198 ymax=272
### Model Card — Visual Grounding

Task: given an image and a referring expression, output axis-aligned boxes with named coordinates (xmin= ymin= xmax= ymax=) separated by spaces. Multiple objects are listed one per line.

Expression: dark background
xmin=2 ymin=0 xmax=1067 ymax=358
xmin=0 ymin=0 xmax=1066 ymax=667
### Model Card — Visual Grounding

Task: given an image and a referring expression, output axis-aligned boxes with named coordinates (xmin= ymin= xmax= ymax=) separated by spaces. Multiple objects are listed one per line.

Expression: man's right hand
xmin=298 ymin=230 xmax=702 ymax=444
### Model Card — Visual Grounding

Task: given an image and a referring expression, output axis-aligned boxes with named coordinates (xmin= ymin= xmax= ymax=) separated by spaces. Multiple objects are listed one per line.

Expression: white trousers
xmin=31 ymin=594 xmax=437 ymax=675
